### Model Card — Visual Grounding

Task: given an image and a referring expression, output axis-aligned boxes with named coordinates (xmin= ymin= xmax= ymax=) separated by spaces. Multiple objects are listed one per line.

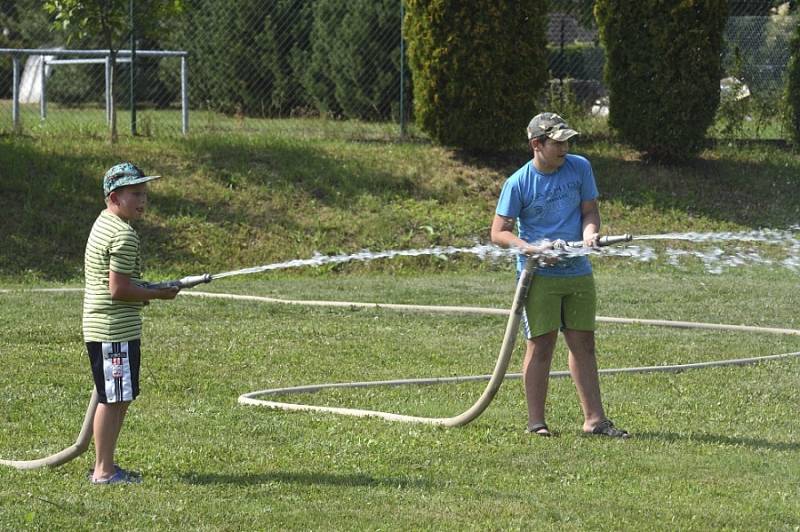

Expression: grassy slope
xmin=2 ymin=117 xmax=799 ymax=281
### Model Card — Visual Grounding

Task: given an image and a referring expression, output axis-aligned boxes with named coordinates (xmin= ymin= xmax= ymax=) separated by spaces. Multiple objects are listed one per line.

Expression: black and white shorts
xmin=86 ymin=340 xmax=141 ymax=404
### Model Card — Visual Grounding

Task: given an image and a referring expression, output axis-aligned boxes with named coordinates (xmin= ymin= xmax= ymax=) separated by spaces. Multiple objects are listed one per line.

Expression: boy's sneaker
xmin=90 ymin=467 xmax=142 ymax=485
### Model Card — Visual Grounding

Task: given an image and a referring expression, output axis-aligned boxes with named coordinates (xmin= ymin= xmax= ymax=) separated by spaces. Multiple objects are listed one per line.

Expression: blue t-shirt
xmin=495 ymin=154 xmax=599 ymax=277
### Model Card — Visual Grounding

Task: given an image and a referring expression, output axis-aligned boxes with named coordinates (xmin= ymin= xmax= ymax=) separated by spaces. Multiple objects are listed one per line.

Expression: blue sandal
xmin=90 ymin=467 xmax=142 ymax=485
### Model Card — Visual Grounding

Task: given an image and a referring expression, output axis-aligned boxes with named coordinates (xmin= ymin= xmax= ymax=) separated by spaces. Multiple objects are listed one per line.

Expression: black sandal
xmin=587 ymin=419 xmax=629 ymax=439
xmin=526 ymin=422 xmax=552 ymax=437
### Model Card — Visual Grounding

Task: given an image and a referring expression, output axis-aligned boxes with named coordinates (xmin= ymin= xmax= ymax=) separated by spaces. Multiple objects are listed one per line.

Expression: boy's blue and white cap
xmin=103 ymin=162 xmax=160 ymax=196
xmin=526 ymin=112 xmax=580 ymax=141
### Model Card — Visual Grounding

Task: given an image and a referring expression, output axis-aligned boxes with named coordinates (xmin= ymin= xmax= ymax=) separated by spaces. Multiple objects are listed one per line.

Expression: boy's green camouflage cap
xmin=526 ymin=112 xmax=579 ymax=141
xmin=103 ymin=162 xmax=161 ymax=196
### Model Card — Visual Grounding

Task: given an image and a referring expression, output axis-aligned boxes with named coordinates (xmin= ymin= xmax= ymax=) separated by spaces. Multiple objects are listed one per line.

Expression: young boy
xmin=83 ymin=162 xmax=180 ymax=484
xmin=491 ymin=112 xmax=629 ymax=438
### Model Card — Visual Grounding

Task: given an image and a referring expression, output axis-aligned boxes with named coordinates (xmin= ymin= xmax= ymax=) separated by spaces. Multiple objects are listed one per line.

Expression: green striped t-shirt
xmin=83 ymin=210 xmax=145 ymax=342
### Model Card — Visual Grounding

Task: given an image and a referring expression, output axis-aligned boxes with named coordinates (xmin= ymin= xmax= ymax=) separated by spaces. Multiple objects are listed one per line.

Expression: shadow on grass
xmin=449 ymin=139 xmax=800 ymax=229
xmin=0 ymin=139 xmax=104 ymax=280
xmin=0 ymin=138 xmax=208 ymax=280
xmin=181 ymin=470 xmax=430 ymax=488
xmin=634 ymin=430 xmax=800 ymax=452
xmin=586 ymin=147 xmax=800 ymax=229
xmin=181 ymin=134 xmax=425 ymax=206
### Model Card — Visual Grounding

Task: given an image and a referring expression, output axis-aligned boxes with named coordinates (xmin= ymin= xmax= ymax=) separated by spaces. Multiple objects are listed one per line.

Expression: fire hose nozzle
xmin=146 ymin=273 xmax=213 ymax=290
xmin=597 ymin=233 xmax=633 ymax=247
xmin=560 ymin=233 xmax=633 ymax=249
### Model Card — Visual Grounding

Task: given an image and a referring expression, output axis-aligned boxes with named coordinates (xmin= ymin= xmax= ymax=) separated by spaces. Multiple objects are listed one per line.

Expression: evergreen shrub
xmin=594 ymin=0 xmax=728 ymax=161
xmin=404 ymin=0 xmax=549 ymax=151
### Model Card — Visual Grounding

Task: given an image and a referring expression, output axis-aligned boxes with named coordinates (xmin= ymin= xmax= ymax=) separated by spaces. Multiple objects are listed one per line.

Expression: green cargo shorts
xmin=523 ymin=274 xmax=596 ymax=338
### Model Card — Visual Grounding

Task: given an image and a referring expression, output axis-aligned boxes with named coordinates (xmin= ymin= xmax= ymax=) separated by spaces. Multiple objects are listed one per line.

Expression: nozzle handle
xmin=146 ymin=273 xmax=213 ymax=290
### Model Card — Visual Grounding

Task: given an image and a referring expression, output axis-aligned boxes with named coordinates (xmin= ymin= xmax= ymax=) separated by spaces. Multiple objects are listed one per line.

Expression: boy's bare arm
xmin=490 ymin=215 xmax=556 ymax=256
xmin=580 ymin=199 xmax=601 ymax=246
xmin=109 ymin=270 xmax=179 ymax=301
xmin=491 ymin=215 xmax=535 ymax=252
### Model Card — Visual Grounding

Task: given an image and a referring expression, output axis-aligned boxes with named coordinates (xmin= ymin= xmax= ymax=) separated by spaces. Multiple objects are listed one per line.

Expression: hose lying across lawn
xmin=2 ymin=275 xmax=800 ymax=468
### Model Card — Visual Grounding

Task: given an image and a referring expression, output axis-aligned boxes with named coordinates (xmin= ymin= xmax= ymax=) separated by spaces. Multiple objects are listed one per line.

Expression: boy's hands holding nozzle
xmin=522 ymin=240 xmax=564 ymax=266
xmin=152 ymin=286 xmax=180 ymax=300
xmin=583 ymin=232 xmax=599 ymax=248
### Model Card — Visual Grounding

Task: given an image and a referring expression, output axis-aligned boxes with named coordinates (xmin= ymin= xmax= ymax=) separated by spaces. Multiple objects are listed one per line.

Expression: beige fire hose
xmin=235 ymin=291 xmax=800 ymax=424
xmin=0 ymin=258 xmax=538 ymax=469
xmin=239 ymin=256 xmax=540 ymax=426
xmin=0 ymin=390 xmax=98 ymax=470
xmin=3 ymin=245 xmax=800 ymax=467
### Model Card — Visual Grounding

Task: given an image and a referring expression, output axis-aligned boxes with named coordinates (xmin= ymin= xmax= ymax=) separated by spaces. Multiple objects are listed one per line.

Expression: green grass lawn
xmin=1 ymin=266 xmax=799 ymax=530
xmin=1 ymin=112 xmax=799 ymax=529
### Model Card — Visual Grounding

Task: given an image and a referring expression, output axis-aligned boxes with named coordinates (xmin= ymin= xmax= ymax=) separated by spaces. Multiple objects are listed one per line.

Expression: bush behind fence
xmin=0 ymin=0 xmax=797 ymax=140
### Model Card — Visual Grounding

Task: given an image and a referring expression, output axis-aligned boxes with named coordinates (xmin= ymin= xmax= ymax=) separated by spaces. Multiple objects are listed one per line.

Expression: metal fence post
xmin=12 ymin=54 xmax=21 ymax=133
xmin=105 ymin=55 xmax=112 ymax=125
xmin=399 ymin=0 xmax=406 ymax=139
xmin=130 ymin=0 xmax=137 ymax=136
xmin=181 ymin=55 xmax=189 ymax=135
xmin=40 ymin=55 xmax=47 ymax=120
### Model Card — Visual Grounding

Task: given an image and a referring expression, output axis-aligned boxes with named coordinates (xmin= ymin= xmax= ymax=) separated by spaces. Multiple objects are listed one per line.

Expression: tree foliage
xmin=44 ymin=0 xmax=183 ymax=142
xmin=160 ymin=0 xmax=403 ymax=120
xmin=162 ymin=0 xmax=285 ymax=116
xmin=594 ymin=0 xmax=728 ymax=162
xmin=0 ymin=0 xmax=54 ymax=98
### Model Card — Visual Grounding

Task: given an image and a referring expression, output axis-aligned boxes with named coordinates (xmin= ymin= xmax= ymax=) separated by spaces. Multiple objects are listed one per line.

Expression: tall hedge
xmin=787 ymin=19 xmax=800 ymax=147
xmin=404 ymin=0 xmax=548 ymax=151
xmin=267 ymin=0 xmax=315 ymax=116
xmin=594 ymin=0 xmax=728 ymax=161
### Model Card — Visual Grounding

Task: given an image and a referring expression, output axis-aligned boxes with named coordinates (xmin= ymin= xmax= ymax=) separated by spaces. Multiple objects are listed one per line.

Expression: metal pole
xmin=105 ymin=55 xmax=111 ymax=125
xmin=399 ymin=0 xmax=406 ymax=139
xmin=12 ymin=55 xmax=20 ymax=132
xmin=130 ymin=0 xmax=137 ymax=135
xmin=181 ymin=55 xmax=189 ymax=135
xmin=559 ymin=17 xmax=565 ymax=108
xmin=40 ymin=55 xmax=47 ymax=120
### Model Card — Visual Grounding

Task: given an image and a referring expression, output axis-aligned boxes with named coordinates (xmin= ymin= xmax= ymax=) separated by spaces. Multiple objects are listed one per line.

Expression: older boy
xmin=84 ymin=162 xmax=180 ymax=484
xmin=490 ymin=113 xmax=629 ymax=438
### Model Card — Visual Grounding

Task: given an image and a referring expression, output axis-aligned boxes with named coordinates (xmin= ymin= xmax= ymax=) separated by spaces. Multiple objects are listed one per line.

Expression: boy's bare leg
xmin=563 ymin=329 xmax=605 ymax=431
xmin=523 ymin=331 xmax=558 ymax=429
xmin=92 ymin=402 xmax=129 ymax=479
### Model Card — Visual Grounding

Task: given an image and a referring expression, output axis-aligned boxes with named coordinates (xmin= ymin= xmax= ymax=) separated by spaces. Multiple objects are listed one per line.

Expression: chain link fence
xmin=1 ymin=0 xmax=797 ymax=140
